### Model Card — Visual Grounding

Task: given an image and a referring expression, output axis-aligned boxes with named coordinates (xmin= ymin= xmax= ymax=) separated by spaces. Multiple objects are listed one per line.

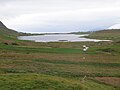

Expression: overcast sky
xmin=0 ymin=0 xmax=120 ymax=33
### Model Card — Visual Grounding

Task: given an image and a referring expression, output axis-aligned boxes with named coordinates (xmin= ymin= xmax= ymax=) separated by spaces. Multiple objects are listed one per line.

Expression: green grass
xmin=0 ymin=74 xmax=117 ymax=90
xmin=0 ymin=28 xmax=120 ymax=89
xmin=0 ymin=45 xmax=83 ymax=54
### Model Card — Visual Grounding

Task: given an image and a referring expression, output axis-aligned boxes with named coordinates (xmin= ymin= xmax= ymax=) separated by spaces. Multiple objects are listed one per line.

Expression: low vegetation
xmin=0 ymin=23 xmax=120 ymax=90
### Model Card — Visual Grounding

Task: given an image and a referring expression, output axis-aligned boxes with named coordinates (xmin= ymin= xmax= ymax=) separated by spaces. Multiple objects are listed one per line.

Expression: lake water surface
xmin=18 ymin=34 xmax=110 ymax=42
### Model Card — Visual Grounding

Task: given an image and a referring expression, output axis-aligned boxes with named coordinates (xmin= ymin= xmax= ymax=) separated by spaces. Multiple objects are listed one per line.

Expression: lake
xmin=18 ymin=34 xmax=111 ymax=42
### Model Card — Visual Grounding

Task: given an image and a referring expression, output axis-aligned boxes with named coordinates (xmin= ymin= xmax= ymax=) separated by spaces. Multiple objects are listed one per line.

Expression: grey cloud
xmin=1 ymin=0 xmax=120 ymax=32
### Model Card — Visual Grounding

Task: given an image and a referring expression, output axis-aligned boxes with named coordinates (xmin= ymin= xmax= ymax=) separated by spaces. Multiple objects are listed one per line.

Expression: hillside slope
xmin=85 ymin=29 xmax=120 ymax=42
xmin=0 ymin=21 xmax=7 ymax=28
xmin=0 ymin=21 xmax=20 ymax=44
xmin=0 ymin=21 xmax=38 ymax=46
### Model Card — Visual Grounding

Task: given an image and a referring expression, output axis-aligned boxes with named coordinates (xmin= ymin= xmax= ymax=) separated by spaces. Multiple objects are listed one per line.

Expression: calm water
xmin=18 ymin=34 xmax=110 ymax=42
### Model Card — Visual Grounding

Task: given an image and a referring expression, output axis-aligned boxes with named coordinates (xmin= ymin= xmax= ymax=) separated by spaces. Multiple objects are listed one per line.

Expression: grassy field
xmin=0 ymin=27 xmax=120 ymax=90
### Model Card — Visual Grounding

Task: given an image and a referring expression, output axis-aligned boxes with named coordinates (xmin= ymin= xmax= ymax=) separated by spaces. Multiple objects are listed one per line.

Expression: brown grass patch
xmin=95 ymin=77 xmax=120 ymax=87
xmin=0 ymin=52 xmax=120 ymax=63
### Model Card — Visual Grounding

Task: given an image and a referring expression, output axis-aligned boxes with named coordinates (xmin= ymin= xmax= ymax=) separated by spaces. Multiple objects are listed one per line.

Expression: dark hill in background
xmin=0 ymin=21 xmax=20 ymax=45
xmin=0 ymin=21 xmax=37 ymax=46
xmin=0 ymin=21 xmax=18 ymax=35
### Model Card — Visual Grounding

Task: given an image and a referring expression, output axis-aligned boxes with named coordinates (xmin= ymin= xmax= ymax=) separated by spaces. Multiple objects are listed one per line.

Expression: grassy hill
xmin=0 ymin=21 xmax=19 ymax=44
xmin=84 ymin=29 xmax=120 ymax=42
xmin=0 ymin=21 xmax=36 ymax=46
xmin=0 ymin=28 xmax=18 ymax=40
xmin=0 ymin=22 xmax=119 ymax=90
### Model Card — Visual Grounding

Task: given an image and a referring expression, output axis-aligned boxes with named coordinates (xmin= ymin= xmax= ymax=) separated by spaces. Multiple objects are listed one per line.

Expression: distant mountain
xmin=108 ymin=24 xmax=120 ymax=29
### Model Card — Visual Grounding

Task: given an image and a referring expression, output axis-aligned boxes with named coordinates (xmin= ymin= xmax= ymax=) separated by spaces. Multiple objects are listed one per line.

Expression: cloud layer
xmin=1 ymin=0 xmax=120 ymax=33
